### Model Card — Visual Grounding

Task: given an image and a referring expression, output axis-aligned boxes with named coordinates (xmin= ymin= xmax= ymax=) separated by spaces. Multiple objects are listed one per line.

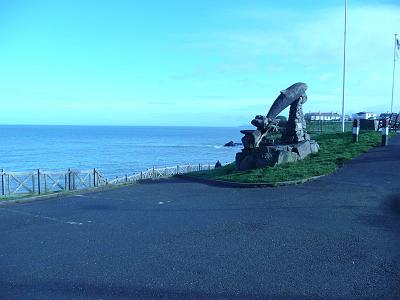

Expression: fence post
xmin=73 ymin=171 xmax=76 ymax=190
xmin=140 ymin=171 xmax=143 ymax=180
xmin=44 ymin=173 xmax=48 ymax=193
xmin=177 ymin=165 xmax=179 ymax=174
xmin=208 ymin=164 xmax=211 ymax=170
xmin=7 ymin=175 xmax=10 ymax=195
xmin=93 ymin=168 xmax=96 ymax=187
xmin=1 ymin=169 xmax=5 ymax=196
xmin=32 ymin=172 xmax=36 ymax=194
xmin=68 ymin=168 xmax=71 ymax=191
xmin=152 ymin=166 xmax=155 ymax=179
xmin=198 ymin=163 xmax=201 ymax=171
xmin=125 ymin=174 xmax=128 ymax=182
xmin=37 ymin=169 xmax=41 ymax=195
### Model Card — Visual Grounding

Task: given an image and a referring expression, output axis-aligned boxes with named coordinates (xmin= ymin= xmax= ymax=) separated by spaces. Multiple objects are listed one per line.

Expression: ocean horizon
xmin=0 ymin=125 xmax=244 ymax=178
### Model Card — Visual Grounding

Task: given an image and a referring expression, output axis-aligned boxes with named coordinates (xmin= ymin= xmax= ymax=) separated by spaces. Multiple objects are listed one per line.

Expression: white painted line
xmin=66 ymin=221 xmax=83 ymax=225
xmin=158 ymin=201 xmax=164 ymax=205
xmin=74 ymin=195 xmax=122 ymax=202
xmin=2 ymin=208 xmax=84 ymax=226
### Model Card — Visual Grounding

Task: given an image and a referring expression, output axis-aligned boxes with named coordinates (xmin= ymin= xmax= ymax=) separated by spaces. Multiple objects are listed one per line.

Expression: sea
xmin=0 ymin=125 xmax=244 ymax=178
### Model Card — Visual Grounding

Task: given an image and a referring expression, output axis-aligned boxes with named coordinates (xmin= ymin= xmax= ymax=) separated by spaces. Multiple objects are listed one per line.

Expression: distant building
xmin=379 ymin=113 xmax=399 ymax=128
xmin=355 ymin=112 xmax=376 ymax=120
xmin=379 ymin=112 xmax=397 ymax=119
xmin=305 ymin=112 xmax=341 ymax=121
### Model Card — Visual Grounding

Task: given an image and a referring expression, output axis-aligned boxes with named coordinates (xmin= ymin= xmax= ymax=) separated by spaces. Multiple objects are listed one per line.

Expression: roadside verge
xmin=176 ymin=174 xmax=323 ymax=188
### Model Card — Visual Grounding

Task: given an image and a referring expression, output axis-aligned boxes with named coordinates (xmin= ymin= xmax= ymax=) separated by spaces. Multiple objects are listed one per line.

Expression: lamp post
xmin=391 ymin=34 xmax=398 ymax=113
xmin=341 ymin=0 xmax=347 ymax=133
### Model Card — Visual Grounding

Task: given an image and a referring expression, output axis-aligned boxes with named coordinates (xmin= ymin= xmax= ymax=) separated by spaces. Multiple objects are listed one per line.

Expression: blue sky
xmin=0 ymin=0 xmax=399 ymax=126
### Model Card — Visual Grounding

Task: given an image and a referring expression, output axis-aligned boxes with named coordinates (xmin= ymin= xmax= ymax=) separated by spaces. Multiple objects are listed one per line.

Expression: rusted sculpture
xmin=235 ymin=82 xmax=319 ymax=171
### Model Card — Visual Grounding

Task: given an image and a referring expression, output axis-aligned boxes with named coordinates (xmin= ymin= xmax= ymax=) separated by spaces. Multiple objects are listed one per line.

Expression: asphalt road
xmin=1 ymin=135 xmax=400 ymax=299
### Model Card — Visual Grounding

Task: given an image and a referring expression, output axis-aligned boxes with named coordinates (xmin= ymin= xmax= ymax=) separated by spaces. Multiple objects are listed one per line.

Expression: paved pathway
xmin=1 ymin=135 xmax=400 ymax=299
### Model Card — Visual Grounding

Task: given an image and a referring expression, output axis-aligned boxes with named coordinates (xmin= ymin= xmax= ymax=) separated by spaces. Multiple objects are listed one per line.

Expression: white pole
xmin=341 ymin=0 xmax=347 ymax=133
xmin=391 ymin=34 xmax=397 ymax=113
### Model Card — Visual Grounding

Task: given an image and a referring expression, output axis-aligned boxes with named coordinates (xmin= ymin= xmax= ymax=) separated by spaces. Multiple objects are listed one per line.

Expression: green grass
xmin=188 ymin=131 xmax=387 ymax=184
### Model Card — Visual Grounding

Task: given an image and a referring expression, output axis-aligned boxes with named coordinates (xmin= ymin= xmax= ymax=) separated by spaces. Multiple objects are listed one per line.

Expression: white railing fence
xmin=0 ymin=163 xmax=220 ymax=198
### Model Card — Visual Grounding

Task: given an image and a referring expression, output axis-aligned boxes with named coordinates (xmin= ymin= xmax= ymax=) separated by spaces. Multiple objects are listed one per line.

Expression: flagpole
xmin=341 ymin=0 xmax=347 ymax=133
xmin=391 ymin=33 xmax=397 ymax=113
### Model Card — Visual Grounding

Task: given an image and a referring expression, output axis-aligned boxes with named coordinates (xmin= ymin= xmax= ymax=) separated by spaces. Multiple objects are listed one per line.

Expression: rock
xmin=235 ymin=151 xmax=256 ymax=171
xmin=255 ymin=145 xmax=301 ymax=168
xmin=292 ymin=140 xmax=311 ymax=160
xmin=240 ymin=130 xmax=261 ymax=149
xmin=254 ymin=147 xmax=275 ymax=168
xmin=282 ymin=98 xmax=309 ymax=144
xmin=277 ymin=149 xmax=299 ymax=165
xmin=224 ymin=141 xmax=242 ymax=147
xmin=251 ymin=115 xmax=269 ymax=130
xmin=235 ymin=139 xmax=319 ymax=171
xmin=310 ymin=140 xmax=319 ymax=153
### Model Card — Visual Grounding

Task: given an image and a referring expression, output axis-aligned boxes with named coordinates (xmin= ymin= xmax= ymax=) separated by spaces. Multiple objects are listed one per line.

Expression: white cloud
xmin=182 ymin=3 xmax=400 ymax=115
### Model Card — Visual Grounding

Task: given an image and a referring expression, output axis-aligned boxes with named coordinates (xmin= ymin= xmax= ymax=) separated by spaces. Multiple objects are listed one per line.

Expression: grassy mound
xmin=188 ymin=131 xmax=384 ymax=183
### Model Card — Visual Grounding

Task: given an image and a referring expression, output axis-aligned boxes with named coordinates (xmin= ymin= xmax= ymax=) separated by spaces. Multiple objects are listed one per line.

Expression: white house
xmin=305 ymin=112 xmax=341 ymax=121
xmin=355 ymin=112 xmax=376 ymax=119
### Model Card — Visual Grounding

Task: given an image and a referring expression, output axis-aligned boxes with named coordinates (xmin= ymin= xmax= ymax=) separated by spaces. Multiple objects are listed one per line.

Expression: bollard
xmin=381 ymin=118 xmax=389 ymax=146
xmin=352 ymin=119 xmax=360 ymax=142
